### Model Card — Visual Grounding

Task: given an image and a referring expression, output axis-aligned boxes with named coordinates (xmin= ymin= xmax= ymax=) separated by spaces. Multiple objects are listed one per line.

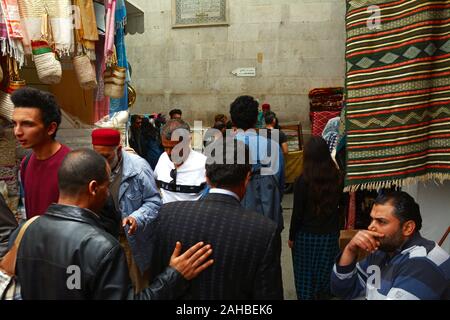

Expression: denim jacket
xmin=119 ymin=150 xmax=162 ymax=272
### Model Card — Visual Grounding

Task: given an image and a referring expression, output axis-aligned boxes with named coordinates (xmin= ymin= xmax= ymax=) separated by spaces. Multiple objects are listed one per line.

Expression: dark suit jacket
xmin=150 ymin=193 xmax=283 ymax=300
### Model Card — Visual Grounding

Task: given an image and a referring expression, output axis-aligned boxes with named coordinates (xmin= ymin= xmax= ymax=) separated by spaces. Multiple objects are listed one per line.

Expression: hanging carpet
xmin=345 ymin=0 xmax=450 ymax=191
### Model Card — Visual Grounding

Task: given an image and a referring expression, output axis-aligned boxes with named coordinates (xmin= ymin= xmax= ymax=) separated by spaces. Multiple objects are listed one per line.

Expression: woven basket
xmin=0 ymin=91 xmax=14 ymax=121
xmin=73 ymin=55 xmax=97 ymax=90
xmin=32 ymin=40 xmax=62 ymax=84
xmin=34 ymin=52 xmax=62 ymax=84
xmin=104 ymin=66 xmax=126 ymax=99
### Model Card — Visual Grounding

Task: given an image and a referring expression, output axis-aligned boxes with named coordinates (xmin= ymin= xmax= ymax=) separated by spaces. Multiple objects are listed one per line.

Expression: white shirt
xmin=209 ymin=188 xmax=240 ymax=202
xmin=154 ymin=149 xmax=207 ymax=204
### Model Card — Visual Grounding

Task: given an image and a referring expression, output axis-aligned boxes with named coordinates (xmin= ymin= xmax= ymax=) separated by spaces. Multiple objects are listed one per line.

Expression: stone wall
xmin=125 ymin=0 xmax=346 ymax=131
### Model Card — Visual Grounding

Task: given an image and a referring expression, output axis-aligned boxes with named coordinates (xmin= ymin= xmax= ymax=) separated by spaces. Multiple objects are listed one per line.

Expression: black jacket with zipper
xmin=15 ymin=204 xmax=187 ymax=300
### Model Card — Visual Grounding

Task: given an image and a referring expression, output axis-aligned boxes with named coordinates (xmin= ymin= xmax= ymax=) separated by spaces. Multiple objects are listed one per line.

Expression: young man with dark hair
xmin=151 ymin=139 xmax=283 ymax=299
xmin=229 ymin=95 xmax=285 ymax=232
xmin=11 ymin=87 xmax=71 ymax=218
xmin=331 ymin=191 xmax=450 ymax=300
xmin=169 ymin=108 xmax=182 ymax=119
xmin=14 ymin=148 xmax=213 ymax=299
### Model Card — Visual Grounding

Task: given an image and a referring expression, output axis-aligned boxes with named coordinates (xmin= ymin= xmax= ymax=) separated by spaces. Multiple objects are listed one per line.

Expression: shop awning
xmin=94 ymin=0 xmax=144 ymax=35
xmin=125 ymin=0 xmax=144 ymax=35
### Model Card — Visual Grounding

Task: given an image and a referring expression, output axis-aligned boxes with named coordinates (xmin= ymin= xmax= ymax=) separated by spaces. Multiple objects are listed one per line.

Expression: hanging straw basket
xmin=73 ymin=55 xmax=97 ymax=90
xmin=104 ymin=66 xmax=126 ymax=99
xmin=0 ymin=90 xmax=14 ymax=121
xmin=32 ymin=40 xmax=62 ymax=85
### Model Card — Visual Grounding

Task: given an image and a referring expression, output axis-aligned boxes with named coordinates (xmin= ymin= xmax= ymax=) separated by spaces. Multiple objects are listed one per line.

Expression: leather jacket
xmin=16 ymin=204 xmax=188 ymax=300
xmin=0 ymin=193 xmax=17 ymax=258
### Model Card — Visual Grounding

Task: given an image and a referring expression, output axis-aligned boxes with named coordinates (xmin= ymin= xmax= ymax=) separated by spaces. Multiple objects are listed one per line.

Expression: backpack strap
xmin=0 ymin=216 xmax=39 ymax=276
xmin=19 ymin=153 xmax=32 ymax=187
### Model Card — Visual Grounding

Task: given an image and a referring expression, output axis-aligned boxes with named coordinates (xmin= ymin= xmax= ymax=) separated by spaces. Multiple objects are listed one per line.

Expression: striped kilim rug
xmin=345 ymin=0 xmax=450 ymax=191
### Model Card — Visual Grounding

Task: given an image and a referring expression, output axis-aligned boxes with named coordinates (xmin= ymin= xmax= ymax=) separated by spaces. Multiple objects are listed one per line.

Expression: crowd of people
xmin=0 ymin=87 xmax=449 ymax=300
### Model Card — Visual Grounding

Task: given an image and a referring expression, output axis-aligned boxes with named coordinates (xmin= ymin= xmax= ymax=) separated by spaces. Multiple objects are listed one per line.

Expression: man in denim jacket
xmin=92 ymin=128 xmax=161 ymax=293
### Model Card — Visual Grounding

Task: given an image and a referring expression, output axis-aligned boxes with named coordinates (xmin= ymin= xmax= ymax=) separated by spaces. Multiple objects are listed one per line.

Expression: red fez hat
xmin=262 ymin=103 xmax=271 ymax=111
xmin=91 ymin=128 xmax=121 ymax=146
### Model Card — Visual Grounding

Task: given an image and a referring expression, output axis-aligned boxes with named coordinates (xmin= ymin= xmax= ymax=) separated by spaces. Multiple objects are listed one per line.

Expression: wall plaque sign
xmin=172 ymin=0 xmax=228 ymax=28
xmin=231 ymin=67 xmax=256 ymax=77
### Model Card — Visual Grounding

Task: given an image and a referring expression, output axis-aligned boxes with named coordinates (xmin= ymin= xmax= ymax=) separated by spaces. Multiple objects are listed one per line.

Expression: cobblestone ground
xmin=281 ymin=193 xmax=296 ymax=300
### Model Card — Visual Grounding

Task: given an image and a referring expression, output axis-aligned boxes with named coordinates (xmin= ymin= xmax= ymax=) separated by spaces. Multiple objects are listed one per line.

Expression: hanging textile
xmin=73 ymin=0 xmax=98 ymax=59
xmin=104 ymin=0 xmax=116 ymax=60
xmin=0 ymin=0 xmax=24 ymax=66
xmin=94 ymin=35 xmax=109 ymax=122
xmin=0 ymin=5 xmax=10 ymax=48
xmin=109 ymin=0 xmax=128 ymax=116
xmin=17 ymin=0 xmax=73 ymax=55
xmin=345 ymin=0 xmax=450 ymax=191
xmin=345 ymin=192 xmax=356 ymax=230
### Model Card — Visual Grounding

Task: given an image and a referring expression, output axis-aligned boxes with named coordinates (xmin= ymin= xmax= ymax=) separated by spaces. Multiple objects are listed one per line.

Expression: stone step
xmin=58 ymin=128 xmax=93 ymax=138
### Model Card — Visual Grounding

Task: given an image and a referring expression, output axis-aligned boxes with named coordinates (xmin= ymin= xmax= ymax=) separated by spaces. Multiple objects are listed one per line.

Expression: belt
xmin=157 ymin=180 xmax=207 ymax=194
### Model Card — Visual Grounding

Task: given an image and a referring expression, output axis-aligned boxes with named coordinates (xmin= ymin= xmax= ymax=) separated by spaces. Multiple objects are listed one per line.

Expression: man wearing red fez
xmin=91 ymin=128 xmax=162 ymax=293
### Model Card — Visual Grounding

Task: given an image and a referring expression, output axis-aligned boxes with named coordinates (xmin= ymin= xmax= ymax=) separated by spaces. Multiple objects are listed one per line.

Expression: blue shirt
xmin=235 ymin=130 xmax=285 ymax=190
xmin=331 ymin=233 xmax=450 ymax=300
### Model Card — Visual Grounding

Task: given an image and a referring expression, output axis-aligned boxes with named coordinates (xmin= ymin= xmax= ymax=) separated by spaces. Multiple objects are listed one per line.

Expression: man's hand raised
xmin=339 ymin=230 xmax=384 ymax=266
xmin=169 ymin=241 xmax=214 ymax=280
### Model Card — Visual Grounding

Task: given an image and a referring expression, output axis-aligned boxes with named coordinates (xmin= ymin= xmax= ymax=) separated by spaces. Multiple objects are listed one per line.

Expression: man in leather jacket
xmin=14 ymin=148 xmax=213 ymax=299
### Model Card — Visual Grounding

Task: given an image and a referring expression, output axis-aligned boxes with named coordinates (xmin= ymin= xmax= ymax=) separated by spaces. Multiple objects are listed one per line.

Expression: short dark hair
xmin=169 ymin=109 xmax=182 ymax=118
xmin=161 ymin=119 xmax=190 ymax=140
xmin=230 ymin=95 xmax=259 ymax=130
xmin=264 ymin=111 xmax=277 ymax=125
xmin=214 ymin=114 xmax=226 ymax=123
xmin=11 ymin=87 xmax=62 ymax=139
xmin=374 ymin=191 xmax=422 ymax=231
xmin=206 ymin=138 xmax=252 ymax=189
xmin=58 ymin=149 xmax=109 ymax=195
xmin=130 ymin=114 xmax=142 ymax=123
xmin=212 ymin=121 xmax=226 ymax=132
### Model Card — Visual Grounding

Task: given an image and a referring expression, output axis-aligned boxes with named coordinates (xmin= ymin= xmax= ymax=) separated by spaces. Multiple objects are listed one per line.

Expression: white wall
xmin=403 ymin=183 xmax=450 ymax=252
xmin=125 ymin=0 xmax=345 ymax=128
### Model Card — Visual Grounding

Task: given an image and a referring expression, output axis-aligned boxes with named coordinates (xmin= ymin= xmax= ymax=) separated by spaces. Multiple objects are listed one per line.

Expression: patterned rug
xmin=345 ymin=0 xmax=450 ymax=191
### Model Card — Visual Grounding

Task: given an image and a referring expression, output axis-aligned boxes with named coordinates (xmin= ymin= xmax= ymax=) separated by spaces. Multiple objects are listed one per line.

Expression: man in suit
xmin=150 ymin=138 xmax=283 ymax=299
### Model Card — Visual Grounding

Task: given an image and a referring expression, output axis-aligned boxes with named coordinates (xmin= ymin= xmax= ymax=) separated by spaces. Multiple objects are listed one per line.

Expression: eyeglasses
xmin=170 ymin=168 xmax=177 ymax=185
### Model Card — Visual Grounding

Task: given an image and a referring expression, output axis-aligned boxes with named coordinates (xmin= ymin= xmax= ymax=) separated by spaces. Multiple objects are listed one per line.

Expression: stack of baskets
xmin=104 ymin=66 xmax=126 ymax=99
xmin=309 ymin=88 xmax=344 ymax=136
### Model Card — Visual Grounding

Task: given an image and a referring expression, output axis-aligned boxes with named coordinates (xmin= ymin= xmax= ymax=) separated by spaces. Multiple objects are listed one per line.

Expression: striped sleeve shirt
xmin=331 ymin=233 xmax=450 ymax=300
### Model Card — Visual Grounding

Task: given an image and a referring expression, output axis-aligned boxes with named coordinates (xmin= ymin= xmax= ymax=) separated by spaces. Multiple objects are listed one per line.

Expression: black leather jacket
xmin=0 ymin=193 xmax=17 ymax=258
xmin=15 ymin=204 xmax=188 ymax=299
